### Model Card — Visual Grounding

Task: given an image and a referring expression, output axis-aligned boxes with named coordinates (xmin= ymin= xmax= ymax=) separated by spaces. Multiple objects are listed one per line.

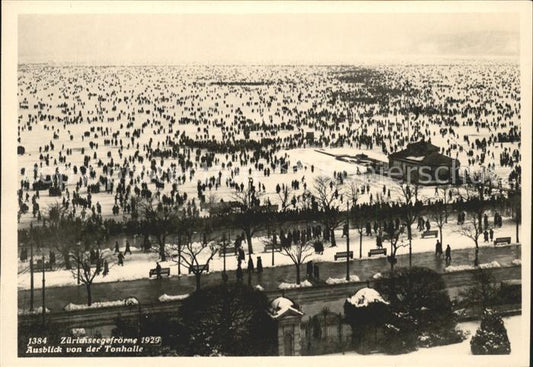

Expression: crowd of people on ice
xmin=17 ymin=64 xmax=521 ymax=228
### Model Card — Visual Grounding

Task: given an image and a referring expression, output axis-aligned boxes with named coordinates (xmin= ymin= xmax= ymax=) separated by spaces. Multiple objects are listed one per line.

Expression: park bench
xmin=189 ymin=264 xmax=209 ymax=274
xmin=219 ymin=246 xmax=236 ymax=256
xmin=334 ymin=251 xmax=353 ymax=261
xmin=368 ymin=248 xmax=387 ymax=257
xmin=33 ymin=261 xmax=53 ymax=272
xmin=494 ymin=237 xmax=511 ymax=246
xmin=421 ymin=230 xmax=439 ymax=239
xmin=149 ymin=267 xmax=170 ymax=277
xmin=264 ymin=244 xmax=282 ymax=253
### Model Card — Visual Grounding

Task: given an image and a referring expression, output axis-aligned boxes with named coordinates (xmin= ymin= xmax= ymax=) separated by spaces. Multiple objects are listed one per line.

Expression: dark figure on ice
xmin=114 ymin=241 xmax=120 ymax=254
xmin=125 ymin=240 xmax=132 ymax=255
xmin=256 ymin=256 xmax=263 ymax=273
xmin=489 ymin=228 xmax=494 ymax=241
xmin=483 ymin=230 xmax=489 ymax=242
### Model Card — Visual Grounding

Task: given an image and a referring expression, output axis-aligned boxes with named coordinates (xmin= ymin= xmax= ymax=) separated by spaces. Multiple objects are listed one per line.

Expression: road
xmin=18 ymin=244 xmax=521 ymax=311
xmin=18 ymin=265 xmax=522 ymax=330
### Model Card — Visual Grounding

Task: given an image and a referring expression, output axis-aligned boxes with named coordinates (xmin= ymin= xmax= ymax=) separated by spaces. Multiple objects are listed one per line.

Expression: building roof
xmin=389 ymin=140 xmax=459 ymax=167
xmin=269 ymin=297 xmax=304 ymax=319
xmin=389 ymin=140 xmax=439 ymax=160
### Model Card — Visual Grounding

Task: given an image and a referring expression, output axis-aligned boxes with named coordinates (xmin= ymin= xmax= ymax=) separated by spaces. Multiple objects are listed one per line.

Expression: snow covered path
xmin=18 ymin=243 xmax=520 ymax=311
xmin=17 ymin=219 xmax=519 ymax=290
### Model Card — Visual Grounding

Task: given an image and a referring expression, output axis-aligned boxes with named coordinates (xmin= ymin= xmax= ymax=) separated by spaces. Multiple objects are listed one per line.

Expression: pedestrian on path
xmin=247 ymin=257 xmax=255 ymax=273
xmin=342 ymin=223 xmax=348 ymax=238
xmin=125 ymin=240 xmax=132 ymax=255
xmin=117 ymin=251 xmax=124 ymax=266
xmin=256 ymin=256 xmax=263 ymax=273
xmin=114 ymin=241 xmax=120 ymax=254
xmin=489 ymin=228 xmax=494 ymax=241
xmin=313 ymin=264 xmax=320 ymax=280
xmin=103 ymin=260 xmax=109 ymax=276
xmin=445 ymin=245 xmax=452 ymax=265
xmin=306 ymin=260 xmax=313 ymax=278
xmin=435 ymin=240 xmax=443 ymax=257
xmin=155 ymin=261 xmax=162 ymax=279
xmin=236 ymin=262 xmax=243 ymax=282
xmin=483 ymin=230 xmax=489 ymax=242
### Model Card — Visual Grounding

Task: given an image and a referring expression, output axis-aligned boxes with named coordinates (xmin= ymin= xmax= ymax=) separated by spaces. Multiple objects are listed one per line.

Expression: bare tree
xmin=347 ymin=183 xmax=365 ymax=258
xmin=279 ymin=235 xmax=314 ymax=285
xmin=383 ymin=221 xmax=406 ymax=273
xmin=138 ymin=197 xmax=181 ymax=261
xmin=298 ymin=188 xmax=314 ymax=211
xmin=509 ymin=189 xmax=521 ymax=243
xmin=428 ymin=185 xmax=453 ymax=245
xmin=170 ymin=226 xmax=219 ymax=290
xmin=398 ymin=183 xmax=419 ymax=268
xmin=276 ymin=184 xmax=293 ymax=212
xmin=457 ymin=212 xmax=483 ymax=266
xmin=313 ymin=176 xmax=343 ymax=247
xmin=457 ymin=174 xmax=495 ymax=266
xmin=232 ymin=183 xmax=264 ymax=256
xmin=69 ymin=247 xmax=112 ymax=306
xmin=45 ymin=203 xmax=74 ymax=269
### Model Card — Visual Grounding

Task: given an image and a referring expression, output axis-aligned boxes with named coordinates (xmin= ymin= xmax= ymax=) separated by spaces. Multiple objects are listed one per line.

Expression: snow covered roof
xmin=269 ymin=296 xmax=304 ymax=319
xmin=346 ymin=287 xmax=389 ymax=308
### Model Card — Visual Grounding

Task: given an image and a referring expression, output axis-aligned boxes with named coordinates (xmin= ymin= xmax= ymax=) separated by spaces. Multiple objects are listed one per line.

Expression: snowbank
xmin=445 ymin=261 xmax=501 ymax=273
xmin=347 ymin=287 xmax=389 ymax=307
xmin=64 ymin=297 xmax=139 ymax=311
xmin=18 ymin=307 xmax=50 ymax=315
xmin=255 ymin=285 xmax=264 ymax=291
xmin=372 ymin=272 xmax=383 ymax=279
xmin=512 ymin=259 xmax=521 ymax=266
xmin=325 ymin=275 xmax=360 ymax=284
xmin=158 ymin=293 xmax=189 ymax=302
xmin=479 ymin=261 xmax=501 ymax=269
xmin=278 ymin=280 xmax=313 ymax=289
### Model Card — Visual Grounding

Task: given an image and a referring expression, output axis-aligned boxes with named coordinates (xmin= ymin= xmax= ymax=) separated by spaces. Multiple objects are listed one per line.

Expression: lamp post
xmin=345 ymin=201 xmax=350 ymax=281
xmin=29 ymin=226 xmax=35 ymax=311
xmin=76 ymin=241 xmax=81 ymax=285
xmin=222 ymin=233 xmax=227 ymax=275
xmin=41 ymin=248 xmax=46 ymax=326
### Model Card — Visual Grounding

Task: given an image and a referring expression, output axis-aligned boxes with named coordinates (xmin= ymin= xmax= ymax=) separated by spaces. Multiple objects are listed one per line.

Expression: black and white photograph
xmin=1 ymin=1 xmax=531 ymax=365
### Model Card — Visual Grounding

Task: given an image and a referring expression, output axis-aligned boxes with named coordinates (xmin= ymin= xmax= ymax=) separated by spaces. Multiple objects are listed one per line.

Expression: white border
xmin=2 ymin=2 xmax=531 ymax=367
